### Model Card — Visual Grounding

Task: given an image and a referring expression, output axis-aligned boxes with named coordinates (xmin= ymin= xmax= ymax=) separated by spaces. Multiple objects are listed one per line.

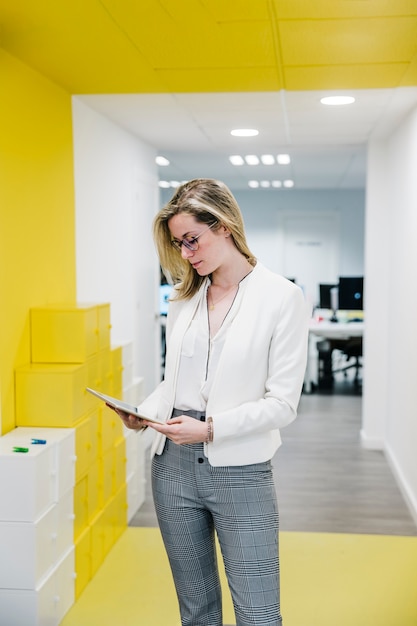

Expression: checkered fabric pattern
xmin=152 ymin=417 xmax=282 ymax=626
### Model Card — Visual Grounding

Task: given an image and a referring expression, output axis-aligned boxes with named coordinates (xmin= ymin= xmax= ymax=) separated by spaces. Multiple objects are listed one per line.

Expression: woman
xmin=118 ymin=179 xmax=308 ymax=626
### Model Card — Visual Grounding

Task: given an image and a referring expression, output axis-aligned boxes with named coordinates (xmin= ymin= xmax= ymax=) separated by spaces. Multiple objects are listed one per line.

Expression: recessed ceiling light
xmin=272 ymin=180 xmax=282 ymax=188
xmin=283 ymin=179 xmax=295 ymax=188
xmin=320 ymin=96 xmax=355 ymax=106
xmin=229 ymin=155 xmax=245 ymax=166
xmin=158 ymin=180 xmax=171 ymax=188
xmin=261 ymin=154 xmax=275 ymax=165
xmin=277 ymin=154 xmax=291 ymax=165
xmin=155 ymin=156 xmax=170 ymax=166
xmin=248 ymin=180 xmax=259 ymax=188
xmin=260 ymin=181 xmax=271 ymax=188
xmin=244 ymin=155 xmax=260 ymax=165
xmin=231 ymin=128 xmax=259 ymax=137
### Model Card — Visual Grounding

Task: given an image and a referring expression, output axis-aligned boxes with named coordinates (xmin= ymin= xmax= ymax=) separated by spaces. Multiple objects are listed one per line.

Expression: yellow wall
xmin=0 ymin=50 xmax=76 ymax=434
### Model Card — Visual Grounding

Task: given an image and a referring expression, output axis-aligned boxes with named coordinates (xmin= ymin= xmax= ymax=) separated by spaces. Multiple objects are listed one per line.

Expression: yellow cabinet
xmin=74 ymin=411 xmax=99 ymax=482
xmin=110 ymin=485 xmax=128 ymax=544
xmin=98 ymin=448 xmax=114 ymax=507
xmin=73 ymin=475 xmax=89 ymax=541
xmin=85 ymin=353 xmax=103 ymax=401
xmin=89 ymin=509 xmax=106 ymax=576
xmin=30 ymin=305 xmax=99 ymax=363
xmin=98 ymin=348 xmax=112 ymax=395
xmin=110 ymin=345 xmax=123 ymax=396
xmin=90 ymin=504 xmax=113 ymax=576
xmin=74 ymin=527 xmax=91 ymax=600
xmin=98 ymin=404 xmax=123 ymax=456
xmin=87 ymin=461 xmax=100 ymax=524
xmin=97 ymin=303 xmax=111 ymax=351
xmin=15 ymin=363 xmax=88 ymax=427
xmin=113 ymin=437 xmax=127 ymax=495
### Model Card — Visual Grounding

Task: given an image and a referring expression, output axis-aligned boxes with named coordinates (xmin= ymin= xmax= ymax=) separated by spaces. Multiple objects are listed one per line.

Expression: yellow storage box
xmin=15 ymin=363 xmax=88 ymax=427
xmin=30 ymin=305 xmax=100 ymax=363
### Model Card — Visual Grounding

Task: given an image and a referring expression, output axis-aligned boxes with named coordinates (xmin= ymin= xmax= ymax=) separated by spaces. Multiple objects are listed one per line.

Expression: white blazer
xmin=138 ymin=262 xmax=309 ymax=466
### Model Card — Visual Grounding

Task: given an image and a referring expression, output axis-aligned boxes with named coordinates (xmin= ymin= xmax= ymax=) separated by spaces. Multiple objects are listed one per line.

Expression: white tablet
xmin=86 ymin=387 xmax=162 ymax=424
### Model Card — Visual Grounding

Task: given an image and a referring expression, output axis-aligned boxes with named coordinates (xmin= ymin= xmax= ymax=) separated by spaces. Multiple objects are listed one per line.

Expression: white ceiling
xmin=3 ymin=1 xmax=416 ymax=192
xmin=78 ymin=87 xmax=417 ymax=191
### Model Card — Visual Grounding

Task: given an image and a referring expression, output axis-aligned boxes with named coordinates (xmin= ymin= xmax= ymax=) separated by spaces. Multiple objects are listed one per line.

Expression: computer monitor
xmin=319 ymin=283 xmax=338 ymax=309
xmin=338 ymin=276 xmax=364 ymax=310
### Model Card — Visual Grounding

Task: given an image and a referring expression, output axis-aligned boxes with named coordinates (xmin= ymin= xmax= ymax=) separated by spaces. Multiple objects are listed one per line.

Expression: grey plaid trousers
xmin=151 ymin=427 xmax=282 ymax=626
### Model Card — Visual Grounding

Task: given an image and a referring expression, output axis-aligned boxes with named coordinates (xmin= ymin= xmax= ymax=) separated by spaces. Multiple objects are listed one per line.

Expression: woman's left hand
xmin=147 ymin=415 xmax=208 ymax=445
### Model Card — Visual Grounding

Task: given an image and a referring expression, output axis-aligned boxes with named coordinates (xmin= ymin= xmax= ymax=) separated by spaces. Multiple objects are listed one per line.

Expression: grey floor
xmin=130 ymin=376 xmax=417 ymax=537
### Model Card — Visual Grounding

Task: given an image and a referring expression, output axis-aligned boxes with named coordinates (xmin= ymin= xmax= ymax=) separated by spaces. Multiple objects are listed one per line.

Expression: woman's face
xmin=168 ymin=213 xmax=230 ymax=276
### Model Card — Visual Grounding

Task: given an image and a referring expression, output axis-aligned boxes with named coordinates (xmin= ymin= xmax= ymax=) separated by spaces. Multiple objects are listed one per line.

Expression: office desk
xmin=304 ymin=320 xmax=364 ymax=392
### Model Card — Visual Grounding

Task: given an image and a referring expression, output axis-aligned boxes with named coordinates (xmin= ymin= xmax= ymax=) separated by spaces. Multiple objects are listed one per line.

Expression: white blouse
xmin=173 ymin=274 xmax=251 ymax=412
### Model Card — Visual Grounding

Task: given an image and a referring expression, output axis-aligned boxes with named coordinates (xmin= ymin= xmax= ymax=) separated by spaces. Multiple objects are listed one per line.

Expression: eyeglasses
xmin=170 ymin=223 xmax=216 ymax=253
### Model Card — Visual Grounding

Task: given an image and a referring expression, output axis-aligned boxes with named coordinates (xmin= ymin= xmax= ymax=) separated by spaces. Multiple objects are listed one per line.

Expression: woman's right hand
xmin=106 ymin=403 xmax=148 ymax=431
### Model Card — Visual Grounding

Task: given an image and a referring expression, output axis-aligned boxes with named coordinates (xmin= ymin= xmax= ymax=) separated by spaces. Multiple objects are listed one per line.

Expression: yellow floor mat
xmin=61 ymin=527 xmax=417 ymax=626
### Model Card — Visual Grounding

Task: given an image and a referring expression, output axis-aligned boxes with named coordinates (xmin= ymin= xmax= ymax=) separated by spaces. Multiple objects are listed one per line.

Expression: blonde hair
xmin=153 ymin=179 xmax=256 ymax=300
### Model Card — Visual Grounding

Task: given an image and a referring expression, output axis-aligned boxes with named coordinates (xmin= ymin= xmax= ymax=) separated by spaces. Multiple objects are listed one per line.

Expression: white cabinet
xmin=0 ymin=437 xmax=55 ymax=522
xmin=0 ymin=548 xmax=75 ymax=626
xmin=0 ymin=427 xmax=76 ymax=626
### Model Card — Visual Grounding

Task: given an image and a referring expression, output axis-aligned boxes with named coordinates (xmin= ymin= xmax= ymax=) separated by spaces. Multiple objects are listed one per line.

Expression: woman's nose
xmin=181 ymin=245 xmax=194 ymax=259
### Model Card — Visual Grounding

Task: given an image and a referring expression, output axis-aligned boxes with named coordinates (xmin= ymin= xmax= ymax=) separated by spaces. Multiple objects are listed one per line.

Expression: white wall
xmin=361 ymin=140 xmax=391 ymax=448
xmin=363 ymin=105 xmax=417 ymax=521
xmin=236 ymin=189 xmax=365 ymax=277
xmin=72 ymin=98 xmax=160 ymax=395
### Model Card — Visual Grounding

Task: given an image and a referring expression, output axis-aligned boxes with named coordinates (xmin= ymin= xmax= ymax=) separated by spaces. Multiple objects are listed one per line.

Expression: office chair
xmin=332 ymin=337 xmax=363 ymax=385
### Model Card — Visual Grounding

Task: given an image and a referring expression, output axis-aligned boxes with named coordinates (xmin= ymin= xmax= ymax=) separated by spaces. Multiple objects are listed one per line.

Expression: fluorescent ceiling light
xmin=261 ymin=154 xmax=275 ymax=165
xmin=229 ymin=155 xmax=245 ymax=166
xmin=159 ymin=180 xmax=187 ymax=188
xmin=277 ymin=154 xmax=291 ymax=165
xmin=247 ymin=180 xmax=292 ymax=189
xmin=155 ymin=155 xmax=170 ymax=166
xmin=231 ymin=128 xmax=259 ymax=137
xmin=245 ymin=155 xmax=260 ymax=165
xmin=320 ymin=96 xmax=355 ymax=106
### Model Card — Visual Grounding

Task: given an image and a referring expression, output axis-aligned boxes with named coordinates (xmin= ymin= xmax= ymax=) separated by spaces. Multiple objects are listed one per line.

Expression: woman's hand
xmin=107 ymin=404 xmax=148 ymax=431
xmin=147 ymin=415 xmax=208 ymax=445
